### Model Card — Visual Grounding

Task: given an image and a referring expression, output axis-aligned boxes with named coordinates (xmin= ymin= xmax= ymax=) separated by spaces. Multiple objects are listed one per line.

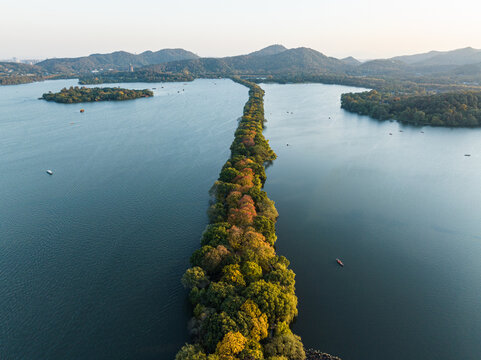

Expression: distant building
xmin=129 ymin=64 xmax=134 ymax=72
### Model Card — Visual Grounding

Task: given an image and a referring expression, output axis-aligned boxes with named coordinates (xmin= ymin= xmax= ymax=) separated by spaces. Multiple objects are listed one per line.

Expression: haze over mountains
xmin=143 ymin=46 xmax=352 ymax=76
xmin=391 ymin=47 xmax=481 ymax=66
xmin=37 ymin=49 xmax=199 ymax=73
xmin=140 ymin=45 xmax=481 ymax=82
xmin=3 ymin=45 xmax=481 ymax=84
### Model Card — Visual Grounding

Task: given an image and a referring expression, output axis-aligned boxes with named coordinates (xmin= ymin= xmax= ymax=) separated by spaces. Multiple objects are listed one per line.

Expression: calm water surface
xmin=262 ymin=83 xmax=481 ymax=360
xmin=2 ymin=80 xmax=481 ymax=360
xmin=0 ymin=79 xmax=247 ymax=359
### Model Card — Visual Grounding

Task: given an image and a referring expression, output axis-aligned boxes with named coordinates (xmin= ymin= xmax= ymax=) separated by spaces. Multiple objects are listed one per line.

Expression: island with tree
xmin=41 ymin=86 xmax=153 ymax=103
xmin=341 ymin=90 xmax=481 ymax=127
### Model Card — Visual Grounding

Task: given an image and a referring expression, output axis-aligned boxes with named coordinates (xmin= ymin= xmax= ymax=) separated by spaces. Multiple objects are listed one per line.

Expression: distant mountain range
xmin=136 ymin=45 xmax=481 ymax=82
xmin=391 ymin=47 xmax=481 ymax=66
xmin=36 ymin=49 xmax=199 ymax=73
xmin=141 ymin=46 xmax=352 ymax=76
xmin=4 ymin=45 xmax=481 ymax=85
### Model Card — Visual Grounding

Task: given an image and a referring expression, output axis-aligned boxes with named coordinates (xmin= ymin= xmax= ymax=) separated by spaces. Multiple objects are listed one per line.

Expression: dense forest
xmin=176 ymin=79 xmax=306 ymax=360
xmin=341 ymin=90 xmax=481 ymax=127
xmin=41 ymin=86 xmax=153 ymax=103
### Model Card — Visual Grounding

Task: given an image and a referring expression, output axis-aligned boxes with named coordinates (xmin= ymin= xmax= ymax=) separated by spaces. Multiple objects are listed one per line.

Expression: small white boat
xmin=46 ymin=170 xmax=53 ymax=175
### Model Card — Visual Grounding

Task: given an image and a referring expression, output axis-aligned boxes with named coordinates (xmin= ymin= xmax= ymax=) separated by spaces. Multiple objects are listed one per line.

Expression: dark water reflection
xmin=0 ymin=79 xmax=247 ymax=359
xmin=262 ymin=83 xmax=481 ymax=360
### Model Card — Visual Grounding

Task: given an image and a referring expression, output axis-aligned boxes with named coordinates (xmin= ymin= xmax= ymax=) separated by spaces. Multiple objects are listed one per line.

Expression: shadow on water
xmin=0 ymin=78 xmax=248 ymax=359
xmin=261 ymin=82 xmax=481 ymax=360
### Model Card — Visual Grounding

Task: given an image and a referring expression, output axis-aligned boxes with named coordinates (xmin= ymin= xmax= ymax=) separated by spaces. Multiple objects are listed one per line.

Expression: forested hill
xmin=78 ymin=45 xmax=481 ymax=85
xmin=143 ymin=47 xmax=352 ymax=76
xmin=247 ymin=44 xmax=287 ymax=57
xmin=0 ymin=62 xmax=44 ymax=75
xmin=37 ymin=48 xmax=199 ymax=73
xmin=8 ymin=44 xmax=481 ymax=86
xmin=391 ymin=47 xmax=481 ymax=66
xmin=0 ymin=62 xmax=48 ymax=85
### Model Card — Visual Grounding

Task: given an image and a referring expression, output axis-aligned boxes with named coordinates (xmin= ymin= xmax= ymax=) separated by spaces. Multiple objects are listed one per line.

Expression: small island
xmin=41 ymin=86 xmax=153 ymax=103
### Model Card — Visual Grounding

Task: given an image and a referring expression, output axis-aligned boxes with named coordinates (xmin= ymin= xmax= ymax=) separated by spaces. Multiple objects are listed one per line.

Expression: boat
xmin=465 ymin=154 xmax=471 ymax=157
xmin=46 ymin=170 xmax=53 ymax=175
xmin=80 ymin=109 xmax=85 ymax=113
xmin=389 ymin=133 xmax=392 ymax=135
xmin=336 ymin=258 xmax=344 ymax=267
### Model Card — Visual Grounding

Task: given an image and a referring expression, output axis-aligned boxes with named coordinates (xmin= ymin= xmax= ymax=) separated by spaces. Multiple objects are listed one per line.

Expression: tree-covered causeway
xmin=176 ymin=79 xmax=305 ymax=360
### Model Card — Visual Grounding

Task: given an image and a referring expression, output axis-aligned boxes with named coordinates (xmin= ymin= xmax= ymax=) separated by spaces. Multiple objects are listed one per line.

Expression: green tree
xmin=263 ymin=333 xmax=305 ymax=360
xmin=182 ymin=267 xmax=210 ymax=289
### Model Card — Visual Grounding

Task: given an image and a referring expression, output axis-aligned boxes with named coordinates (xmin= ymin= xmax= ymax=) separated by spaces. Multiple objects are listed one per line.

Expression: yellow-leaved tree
xmin=215 ymin=331 xmax=247 ymax=360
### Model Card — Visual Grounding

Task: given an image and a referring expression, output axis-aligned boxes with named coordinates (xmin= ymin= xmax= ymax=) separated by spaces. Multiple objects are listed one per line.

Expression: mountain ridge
xmin=391 ymin=47 xmax=481 ymax=66
xmin=37 ymin=48 xmax=199 ymax=73
xmin=140 ymin=46 xmax=353 ymax=76
xmin=248 ymin=44 xmax=288 ymax=57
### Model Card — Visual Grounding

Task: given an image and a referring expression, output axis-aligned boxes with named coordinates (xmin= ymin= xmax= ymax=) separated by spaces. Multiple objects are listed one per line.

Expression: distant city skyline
xmin=2 ymin=0 xmax=480 ymax=60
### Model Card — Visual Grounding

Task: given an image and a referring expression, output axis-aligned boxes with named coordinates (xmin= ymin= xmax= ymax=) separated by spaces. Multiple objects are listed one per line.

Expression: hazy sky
xmin=2 ymin=0 xmax=480 ymax=60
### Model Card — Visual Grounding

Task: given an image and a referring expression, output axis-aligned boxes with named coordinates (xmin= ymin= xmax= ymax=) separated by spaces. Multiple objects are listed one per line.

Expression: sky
xmin=2 ymin=0 xmax=481 ymax=60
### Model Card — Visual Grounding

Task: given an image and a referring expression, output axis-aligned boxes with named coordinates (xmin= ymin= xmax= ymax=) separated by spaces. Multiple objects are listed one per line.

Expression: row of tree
xmin=176 ymin=78 xmax=305 ymax=360
xmin=341 ymin=90 xmax=481 ymax=127
xmin=41 ymin=86 xmax=153 ymax=103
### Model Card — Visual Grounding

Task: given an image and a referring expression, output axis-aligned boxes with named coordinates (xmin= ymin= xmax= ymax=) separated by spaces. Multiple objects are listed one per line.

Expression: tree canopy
xmin=41 ymin=86 xmax=153 ymax=103
xmin=177 ymin=79 xmax=304 ymax=360
xmin=341 ymin=90 xmax=481 ymax=127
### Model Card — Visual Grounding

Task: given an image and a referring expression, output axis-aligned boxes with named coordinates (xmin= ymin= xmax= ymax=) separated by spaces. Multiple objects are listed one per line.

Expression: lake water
xmin=262 ymin=83 xmax=481 ymax=360
xmin=1 ymin=80 xmax=481 ymax=360
xmin=0 ymin=79 xmax=247 ymax=359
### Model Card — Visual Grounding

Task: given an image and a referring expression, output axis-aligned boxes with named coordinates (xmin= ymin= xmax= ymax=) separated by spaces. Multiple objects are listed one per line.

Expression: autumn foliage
xmin=176 ymin=79 xmax=305 ymax=360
